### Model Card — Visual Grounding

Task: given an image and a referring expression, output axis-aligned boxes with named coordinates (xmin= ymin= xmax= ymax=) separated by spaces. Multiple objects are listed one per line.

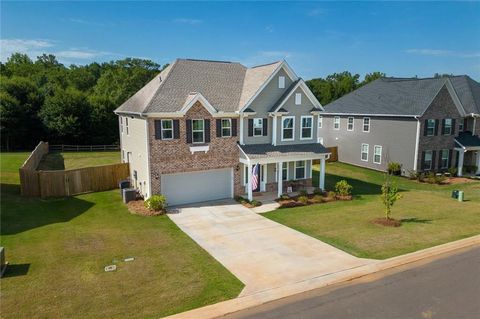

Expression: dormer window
xmin=295 ymin=93 xmax=302 ymax=105
xmin=278 ymin=76 xmax=285 ymax=89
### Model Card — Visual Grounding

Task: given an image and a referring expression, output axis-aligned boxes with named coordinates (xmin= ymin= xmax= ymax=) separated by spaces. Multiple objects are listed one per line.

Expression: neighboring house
xmin=318 ymin=76 xmax=480 ymax=176
xmin=115 ymin=59 xmax=329 ymax=206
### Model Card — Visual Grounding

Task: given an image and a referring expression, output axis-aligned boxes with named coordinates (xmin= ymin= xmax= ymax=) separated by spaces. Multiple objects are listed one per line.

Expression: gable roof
xmin=455 ymin=131 xmax=480 ymax=149
xmin=269 ymin=79 xmax=323 ymax=113
xmin=323 ymin=76 xmax=480 ymax=117
xmin=115 ymin=58 xmax=304 ymax=116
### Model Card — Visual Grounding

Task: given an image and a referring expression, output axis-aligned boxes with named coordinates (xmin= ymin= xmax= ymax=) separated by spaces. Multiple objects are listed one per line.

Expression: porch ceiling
xmin=239 ymin=143 xmax=330 ymax=163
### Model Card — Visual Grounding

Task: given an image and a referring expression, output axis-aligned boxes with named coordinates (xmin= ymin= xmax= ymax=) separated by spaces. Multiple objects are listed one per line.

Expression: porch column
xmin=476 ymin=151 xmax=480 ymax=175
xmin=277 ymin=161 xmax=283 ymax=197
xmin=458 ymin=150 xmax=464 ymax=177
xmin=247 ymin=162 xmax=253 ymax=201
xmin=319 ymin=158 xmax=326 ymax=190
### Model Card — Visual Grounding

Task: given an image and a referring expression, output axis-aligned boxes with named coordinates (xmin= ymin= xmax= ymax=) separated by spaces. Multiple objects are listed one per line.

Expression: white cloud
xmin=63 ymin=18 xmax=114 ymax=27
xmin=55 ymin=50 xmax=110 ymax=59
xmin=0 ymin=39 xmax=55 ymax=60
xmin=173 ymin=18 xmax=203 ymax=25
xmin=406 ymin=49 xmax=480 ymax=58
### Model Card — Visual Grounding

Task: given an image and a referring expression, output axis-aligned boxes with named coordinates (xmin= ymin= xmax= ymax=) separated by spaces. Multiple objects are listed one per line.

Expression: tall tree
xmin=362 ymin=72 xmax=386 ymax=85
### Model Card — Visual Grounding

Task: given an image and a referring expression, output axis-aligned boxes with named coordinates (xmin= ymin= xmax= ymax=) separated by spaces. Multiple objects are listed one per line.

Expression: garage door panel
xmin=161 ymin=168 xmax=232 ymax=206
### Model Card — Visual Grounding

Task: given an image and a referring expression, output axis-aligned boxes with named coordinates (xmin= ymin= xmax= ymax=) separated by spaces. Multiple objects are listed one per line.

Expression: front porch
xmin=238 ymin=143 xmax=330 ymax=201
xmin=455 ymin=132 xmax=480 ymax=176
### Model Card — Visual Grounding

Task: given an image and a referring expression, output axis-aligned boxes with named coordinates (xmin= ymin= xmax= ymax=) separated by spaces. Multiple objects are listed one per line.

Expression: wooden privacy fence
xmin=49 ymin=144 xmax=120 ymax=152
xmin=313 ymin=146 xmax=338 ymax=165
xmin=19 ymin=141 xmax=50 ymax=197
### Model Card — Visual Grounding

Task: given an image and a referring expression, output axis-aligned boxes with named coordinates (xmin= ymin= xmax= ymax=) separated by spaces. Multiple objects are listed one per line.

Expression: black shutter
xmin=421 ymin=151 xmax=426 ymax=170
xmin=205 ymin=119 xmax=211 ymax=143
xmin=216 ymin=119 xmax=222 ymax=137
xmin=434 ymin=119 xmax=439 ymax=135
xmin=449 ymin=149 xmax=453 ymax=168
xmin=438 ymin=150 xmax=443 ymax=169
xmin=263 ymin=118 xmax=268 ymax=136
xmin=173 ymin=120 xmax=180 ymax=139
xmin=186 ymin=120 xmax=192 ymax=143
xmin=431 ymin=151 xmax=436 ymax=170
xmin=441 ymin=119 xmax=446 ymax=135
xmin=451 ymin=119 xmax=456 ymax=135
xmin=248 ymin=119 xmax=253 ymax=136
xmin=424 ymin=120 xmax=428 ymax=136
xmin=154 ymin=120 xmax=162 ymax=140
xmin=232 ymin=119 xmax=237 ymax=137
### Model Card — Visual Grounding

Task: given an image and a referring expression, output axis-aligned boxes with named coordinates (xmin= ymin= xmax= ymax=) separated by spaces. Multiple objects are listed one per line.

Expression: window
xmin=282 ymin=162 xmax=288 ymax=181
xmin=373 ymin=145 xmax=382 ymax=164
xmin=363 ymin=117 xmax=370 ymax=132
xmin=278 ymin=76 xmax=285 ymax=89
xmin=282 ymin=116 xmax=295 ymax=141
xmin=424 ymin=151 xmax=433 ymax=170
xmin=361 ymin=143 xmax=369 ymax=162
xmin=440 ymin=149 xmax=449 ymax=169
xmin=192 ymin=119 xmax=204 ymax=143
xmin=221 ymin=119 xmax=231 ymax=137
xmin=253 ymin=118 xmax=263 ymax=136
xmin=318 ymin=116 xmax=323 ymax=128
xmin=426 ymin=119 xmax=435 ymax=136
xmin=334 ymin=116 xmax=340 ymax=130
xmin=125 ymin=117 xmax=129 ymax=135
xmin=120 ymin=117 xmax=123 ymax=134
xmin=347 ymin=117 xmax=354 ymax=131
xmin=295 ymin=160 xmax=306 ymax=179
xmin=301 ymin=116 xmax=313 ymax=139
xmin=295 ymin=93 xmax=302 ymax=105
xmin=443 ymin=119 xmax=452 ymax=135
xmin=161 ymin=120 xmax=173 ymax=140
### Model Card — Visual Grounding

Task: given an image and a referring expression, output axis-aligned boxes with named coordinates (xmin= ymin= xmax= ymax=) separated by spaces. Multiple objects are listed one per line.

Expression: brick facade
xmin=148 ymin=101 xmax=243 ymax=195
xmin=418 ymin=86 xmax=462 ymax=171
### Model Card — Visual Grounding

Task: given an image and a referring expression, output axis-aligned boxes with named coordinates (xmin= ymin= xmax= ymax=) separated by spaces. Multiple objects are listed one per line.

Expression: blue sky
xmin=1 ymin=1 xmax=480 ymax=80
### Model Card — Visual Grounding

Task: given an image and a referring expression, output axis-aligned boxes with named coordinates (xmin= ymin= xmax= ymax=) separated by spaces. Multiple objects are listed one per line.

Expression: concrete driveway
xmin=168 ymin=199 xmax=374 ymax=296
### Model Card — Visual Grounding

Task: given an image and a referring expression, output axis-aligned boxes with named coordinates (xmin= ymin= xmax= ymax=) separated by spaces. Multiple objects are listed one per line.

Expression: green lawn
xmin=37 ymin=151 xmax=121 ymax=170
xmin=0 ymin=152 xmax=243 ymax=318
xmin=264 ymin=162 xmax=480 ymax=259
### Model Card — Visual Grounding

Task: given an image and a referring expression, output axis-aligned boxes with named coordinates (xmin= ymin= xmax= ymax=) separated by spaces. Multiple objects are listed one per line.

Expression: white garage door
xmin=161 ymin=168 xmax=233 ymax=206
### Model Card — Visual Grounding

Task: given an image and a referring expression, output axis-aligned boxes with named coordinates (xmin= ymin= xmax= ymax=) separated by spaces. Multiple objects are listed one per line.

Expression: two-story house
xmin=115 ymin=59 xmax=329 ymax=206
xmin=318 ymin=76 xmax=480 ymax=176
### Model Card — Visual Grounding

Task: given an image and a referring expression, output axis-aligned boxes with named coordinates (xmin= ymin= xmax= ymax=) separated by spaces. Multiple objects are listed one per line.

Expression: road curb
xmin=162 ymin=235 xmax=480 ymax=319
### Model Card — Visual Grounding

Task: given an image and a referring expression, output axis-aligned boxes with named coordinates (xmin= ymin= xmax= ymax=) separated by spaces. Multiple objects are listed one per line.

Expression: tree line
xmin=1 ymin=52 xmax=385 ymax=151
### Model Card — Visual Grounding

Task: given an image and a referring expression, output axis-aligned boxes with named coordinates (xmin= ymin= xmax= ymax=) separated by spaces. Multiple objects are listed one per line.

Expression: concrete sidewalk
xmin=163 ymin=235 xmax=480 ymax=319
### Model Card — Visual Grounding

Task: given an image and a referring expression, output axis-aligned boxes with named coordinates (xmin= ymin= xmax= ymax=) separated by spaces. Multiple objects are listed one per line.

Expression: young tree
xmin=380 ymin=172 xmax=402 ymax=220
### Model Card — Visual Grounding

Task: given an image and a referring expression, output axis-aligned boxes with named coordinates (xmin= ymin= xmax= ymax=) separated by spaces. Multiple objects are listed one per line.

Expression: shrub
xmin=408 ymin=170 xmax=418 ymax=180
xmin=234 ymin=195 xmax=244 ymax=202
xmin=312 ymin=194 xmax=324 ymax=203
xmin=327 ymin=191 xmax=336 ymax=198
xmin=298 ymin=189 xmax=308 ymax=197
xmin=464 ymin=165 xmax=478 ymax=174
xmin=279 ymin=194 xmax=290 ymax=201
xmin=335 ymin=180 xmax=353 ymax=196
xmin=250 ymin=199 xmax=262 ymax=207
xmin=313 ymin=188 xmax=323 ymax=195
xmin=448 ymin=167 xmax=457 ymax=177
xmin=425 ymin=172 xmax=436 ymax=184
xmin=435 ymin=174 xmax=447 ymax=184
xmin=297 ymin=195 xmax=309 ymax=205
xmin=144 ymin=195 xmax=167 ymax=211
xmin=388 ymin=162 xmax=402 ymax=175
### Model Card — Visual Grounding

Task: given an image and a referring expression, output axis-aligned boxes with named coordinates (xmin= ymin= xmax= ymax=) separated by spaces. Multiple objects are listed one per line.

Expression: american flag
xmin=251 ymin=164 xmax=259 ymax=190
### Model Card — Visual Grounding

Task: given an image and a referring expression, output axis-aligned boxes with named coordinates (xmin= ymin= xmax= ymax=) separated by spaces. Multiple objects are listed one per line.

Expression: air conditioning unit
xmin=122 ymin=188 xmax=137 ymax=204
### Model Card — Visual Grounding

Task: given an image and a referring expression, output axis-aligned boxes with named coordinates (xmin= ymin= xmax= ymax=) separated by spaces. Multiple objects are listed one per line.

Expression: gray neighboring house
xmin=318 ymin=76 xmax=480 ymax=176
xmin=115 ymin=59 xmax=329 ymax=206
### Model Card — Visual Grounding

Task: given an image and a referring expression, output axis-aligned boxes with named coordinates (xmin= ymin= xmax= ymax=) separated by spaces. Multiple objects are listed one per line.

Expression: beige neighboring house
xmin=115 ymin=59 xmax=330 ymax=206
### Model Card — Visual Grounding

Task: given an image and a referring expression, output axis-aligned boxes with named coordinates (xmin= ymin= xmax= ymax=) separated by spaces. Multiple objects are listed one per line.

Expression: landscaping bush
xmin=327 ymin=191 xmax=336 ymax=198
xmin=463 ymin=165 xmax=478 ymax=174
xmin=448 ymin=167 xmax=457 ymax=177
xmin=297 ymin=195 xmax=309 ymax=205
xmin=298 ymin=189 xmax=308 ymax=197
xmin=435 ymin=174 xmax=447 ymax=184
xmin=313 ymin=188 xmax=323 ymax=196
xmin=312 ymin=194 xmax=324 ymax=203
xmin=144 ymin=195 xmax=167 ymax=212
xmin=408 ymin=170 xmax=418 ymax=180
xmin=234 ymin=195 xmax=244 ymax=202
xmin=250 ymin=199 xmax=262 ymax=207
xmin=425 ymin=172 xmax=436 ymax=184
xmin=335 ymin=180 xmax=353 ymax=196
xmin=387 ymin=162 xmax=402 ymax=175
xmin=279 ymin=194 xmax=290 ymax=201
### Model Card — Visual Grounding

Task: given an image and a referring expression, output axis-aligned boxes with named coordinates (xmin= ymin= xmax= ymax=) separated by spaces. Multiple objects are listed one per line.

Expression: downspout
xmin=239 ymin=113 xmax=244 ymax=145
xmin=413 ymin=116 xmax=421 ymax=172
xmin=141 ymin=114 xmax=152 ymax=199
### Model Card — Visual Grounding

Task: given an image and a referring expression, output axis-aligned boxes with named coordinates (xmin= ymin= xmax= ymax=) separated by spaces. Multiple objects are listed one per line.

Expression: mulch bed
xmin=371 ymin=218 xmax=402 ymax=227
xmin=127 ymin=199 xmax=165 ymax=216
xmin=276 ymin=193 xmax=352 ymax=208
xmin=447 ymin=177 xmax=478 ymax=184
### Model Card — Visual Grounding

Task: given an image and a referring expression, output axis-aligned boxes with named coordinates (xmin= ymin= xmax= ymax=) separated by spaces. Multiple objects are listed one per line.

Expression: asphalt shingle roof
xmin=323 ymin=76 xmax=480 ymax=116
xmin=116 ymin=59 xmax=283 ymax=114
xmin=455 ymin=131 xmax=480 ymax=148
xmin=240 ymin=143 xmax=329 ymax=159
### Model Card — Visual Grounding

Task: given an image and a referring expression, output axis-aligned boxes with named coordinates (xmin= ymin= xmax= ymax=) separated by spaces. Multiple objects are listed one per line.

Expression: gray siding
xmin=319 ymin=115 xmax=418 ymax=174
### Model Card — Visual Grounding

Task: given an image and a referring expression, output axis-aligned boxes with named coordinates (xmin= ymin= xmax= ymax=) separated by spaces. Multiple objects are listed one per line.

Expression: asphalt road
xmin=225 ymin=246 xmax=480 ymax=319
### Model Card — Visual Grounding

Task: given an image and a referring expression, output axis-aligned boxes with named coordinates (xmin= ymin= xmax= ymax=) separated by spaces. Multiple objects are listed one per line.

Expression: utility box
xmin=451 ymin=190 xmax=459 ymax=199
xmin=458 ymin=191 xmax=464 ymax=202
xmin=122 ymin=188 xmax=136 ymax=204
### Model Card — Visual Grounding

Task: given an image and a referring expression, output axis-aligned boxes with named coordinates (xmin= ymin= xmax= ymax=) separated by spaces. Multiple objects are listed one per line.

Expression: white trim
xmin=362 ymin=117 xmax=370 ymax=133
xmin=361 ymin=143 xmax=369 ymax=162
xmin=278 ymin=76 xmax=285 ymax=89
xmin=240 ymin=153 xmax=330 ymax=165
xmin=180 ymin=93 xmax=217 ymax=115
xmin=231 ymin=168 xmax=234 ymax=198
xmin=191 ymin=119 xmax=205 ymax=144
xmin=272 ymin=114 xmax=277 ymax=146
xmin=444 ymin=79 xmax=467 ymax=117
xmin=144 ymin=119 xmax=151 ymax=199
xmin=160 ymin=119 xmax=174 ymax=140
xmin=373 ymin=145 xmax=382 ymax=164
xmin=295 ymin=93 xmax=302 ymax=105
xmin=270 ymin=80 xmax=323 ymax=113
xmin=413 ymin=117 xmax=421 ymax=171
xmin=333 ymin=116 xmax=340 ymax=130
xmin=189 ymin=145 xmax=209 ymax=154
xmin=240 ymin=61 xmax=299 ymax=112
xmin=125 ymin=117 xmax=130 ymax=135
xmin=220 ymin=118 xmax=232 ymax=137
xmin=318 ymin=116 xmax=323 ymax=128
xmin=239 ymin=114 xmax=244 ymax=145
xmin=237 ymin=144 xmax=250 ymax=161
xmin=347 ymin=117 xmax=354 ymax=131
xmin=321 ymin=112 xmax=417 ymax=118
xmin=253 ymin=117 xmax=264 ymax=137
xmin=300 ymin=115 xmax=313 ymax=140
xmin=294 ymin=160 xmax=307 ymax=180
xmin=281 ymin=116 xmax=295 ymax=141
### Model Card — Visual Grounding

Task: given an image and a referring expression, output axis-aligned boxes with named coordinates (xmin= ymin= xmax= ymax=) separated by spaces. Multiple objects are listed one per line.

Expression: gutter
xmin=413 ymin=116 xmax=421 ymax=171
